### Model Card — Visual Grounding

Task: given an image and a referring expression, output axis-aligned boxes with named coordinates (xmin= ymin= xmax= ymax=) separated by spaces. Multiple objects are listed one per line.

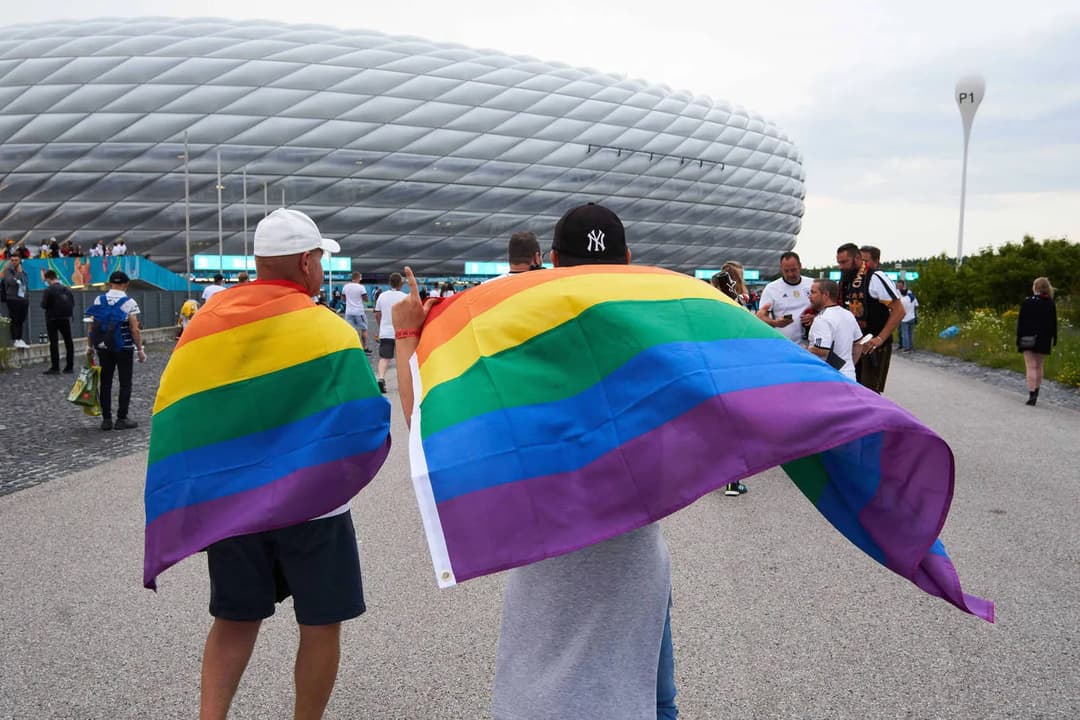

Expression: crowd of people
xmin=1 ymin=236 xmax=133 ymax=259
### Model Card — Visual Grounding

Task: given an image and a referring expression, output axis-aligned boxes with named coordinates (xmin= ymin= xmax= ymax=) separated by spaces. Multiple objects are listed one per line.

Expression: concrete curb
xmin=3 ymin=326 xmax=178 ymax=369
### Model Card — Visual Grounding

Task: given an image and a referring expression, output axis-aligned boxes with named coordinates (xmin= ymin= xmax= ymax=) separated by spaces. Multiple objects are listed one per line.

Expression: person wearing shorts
xmin=373 ymin=272 xmax=407 ymax=394
xmin=192 ymin=209 xmax=377 ymax=720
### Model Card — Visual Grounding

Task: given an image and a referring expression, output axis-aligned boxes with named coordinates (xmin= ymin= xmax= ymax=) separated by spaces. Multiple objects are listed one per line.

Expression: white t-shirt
xmin=201 ymin=284 xmax=226 ymax=302
xmin=111 ymin=243 xmax=126 ymax=256
xmin=374 ymin=288 xmax=408 ymax=338
xmin=900 ymin=292 xmax=919 ymax=322
xmin=341 ymin=282 xmax=369 ymax=315
xmin=867 ymin=271 xmax=900 ymax=304
xmin=759 ymin=276 xmax=814 ymax=343
xmin=809 ymin=305 xmax=863 ymax=380
xmin=89 ymin=245 xmax=104 ymax=257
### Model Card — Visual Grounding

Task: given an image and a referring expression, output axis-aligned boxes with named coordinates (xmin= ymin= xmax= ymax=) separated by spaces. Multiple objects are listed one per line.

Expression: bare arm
xmin=851 ymin=341 xmax=864 ymax=365
xmin=130 ymin=314 xmax=147 ymax=361
xmin=808 ymin=345 xmax=829 ymax=360
xmin=391 ymin=267 xmax=438 ymax=429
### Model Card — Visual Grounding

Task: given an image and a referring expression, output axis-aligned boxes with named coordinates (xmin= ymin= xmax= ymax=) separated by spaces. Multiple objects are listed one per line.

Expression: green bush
xmin=915 ymin=308 xmax=1080 ymax=388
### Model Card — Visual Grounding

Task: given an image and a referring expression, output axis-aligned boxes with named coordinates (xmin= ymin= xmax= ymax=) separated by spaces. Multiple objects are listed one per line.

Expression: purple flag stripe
xmin=914 ymin=551 xmax=996 ymax=622
xmin=143 ymin=439 xmax=390 ymax=589
xmin=436 ymin=381 xmax=936 ymax=581
xmin=863 ymin=427 xmax=955 ymax=576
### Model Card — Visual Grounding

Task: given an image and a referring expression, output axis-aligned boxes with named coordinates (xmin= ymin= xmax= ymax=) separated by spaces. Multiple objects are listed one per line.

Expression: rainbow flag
xmin=406 ymin=266 xmax=993 ymax=622
xmin=144 ymin=280 xmax=391 ymax=589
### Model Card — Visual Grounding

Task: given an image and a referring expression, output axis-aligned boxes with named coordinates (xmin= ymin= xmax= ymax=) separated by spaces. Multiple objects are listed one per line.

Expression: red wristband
xmin=395 ymin=328 xmax=421 ymax=340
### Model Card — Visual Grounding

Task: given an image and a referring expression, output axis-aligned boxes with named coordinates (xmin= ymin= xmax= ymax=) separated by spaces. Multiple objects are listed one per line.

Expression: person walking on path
xmin=143 ymin=208 xmax=390 ymax=720
xmin=392 ymin=202 xmax=679 ymax=720
xmin=341 ymin=271 xmax=371 ymax=351
xmin=85 ymin=271 xmax=145 ymax=430
xmin=373 ymin=272 xmax=407 ymax=394
xmin=40 ymin=269 xmax=75 ymax=374
xmin=1016 ymin=277 xmax=1058 ymax=406
xmin=2 ymin=254 xmax=31 ymax=347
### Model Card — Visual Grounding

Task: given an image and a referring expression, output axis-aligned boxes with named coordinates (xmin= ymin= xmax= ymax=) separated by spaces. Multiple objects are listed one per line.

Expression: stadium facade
xmin=0 ymin=17 xmax=806 ymax=275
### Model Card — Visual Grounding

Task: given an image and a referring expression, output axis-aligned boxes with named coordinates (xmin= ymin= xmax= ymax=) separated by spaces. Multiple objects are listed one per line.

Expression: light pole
xmin=182 ymin=132 xmax=191 ymax=298
xmin=955 ymin=74 xmax=985 ymax=269
xmin=263 ymin=181 xmax=268 ymax=218
xmin=242 ymin=166 xmax=248 ymax=267
xmin=216 ymin=149 xmax=224 ymax=273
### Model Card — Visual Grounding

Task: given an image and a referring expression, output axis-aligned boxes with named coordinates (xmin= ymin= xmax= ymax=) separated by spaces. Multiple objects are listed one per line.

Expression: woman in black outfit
xmin=1016 ymin=277 xmax=1058 ymax=406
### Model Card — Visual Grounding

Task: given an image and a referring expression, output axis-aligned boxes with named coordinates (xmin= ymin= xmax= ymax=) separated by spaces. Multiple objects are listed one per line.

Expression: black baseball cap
xmin=109 ymin=271 xmax=130 ymax=284
xmin=551 ymin=202 xmax=627 ymax=265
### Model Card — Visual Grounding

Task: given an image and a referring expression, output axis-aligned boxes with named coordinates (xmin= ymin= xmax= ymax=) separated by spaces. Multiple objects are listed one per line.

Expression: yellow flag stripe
xmin=154 ymin=306 xmax=357 ymax=414
xmin=418 ymin=271 xmax=727 ymax=399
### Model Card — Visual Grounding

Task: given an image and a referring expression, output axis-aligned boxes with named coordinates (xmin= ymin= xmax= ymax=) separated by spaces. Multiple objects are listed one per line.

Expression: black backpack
xmin=52 ymin=285 xmax=74 ymax=317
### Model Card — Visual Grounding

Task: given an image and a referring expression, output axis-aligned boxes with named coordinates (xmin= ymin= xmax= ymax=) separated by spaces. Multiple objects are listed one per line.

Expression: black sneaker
xmin=736 ymin=483 xmax=748 ymax=494
xmin=62 ymin=367 xmax=74 ymax=374
xmin=42 ymin=368 xmax=61 ymax=375
xmin=377 ymin=379 xmax=387 ymax=394
xmin=364 ymin=347 xmax=373 ymax=354
xmin=114 ymin=418 xmax=139 ymax=430
xmin=724 ymin=483 xmax=740 ymax=496
xmin=100 ymin=418 xmax=114 ymax=431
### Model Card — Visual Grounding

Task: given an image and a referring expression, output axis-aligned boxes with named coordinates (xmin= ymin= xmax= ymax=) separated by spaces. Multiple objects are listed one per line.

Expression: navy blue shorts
xmin=207 ymin=512 xmax=365 ymax=626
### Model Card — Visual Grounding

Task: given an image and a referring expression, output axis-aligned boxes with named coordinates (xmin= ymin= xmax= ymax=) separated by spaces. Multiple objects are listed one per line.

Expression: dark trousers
xmin=98 ymin=348 xmax=134 ymax=420
xmin=858 ymin=339 xmax=894 ymax=393
xmin=5 ymin=299 xmax=28 ymax=342
xmin=46 ymin=317 xmax=74 ymax=371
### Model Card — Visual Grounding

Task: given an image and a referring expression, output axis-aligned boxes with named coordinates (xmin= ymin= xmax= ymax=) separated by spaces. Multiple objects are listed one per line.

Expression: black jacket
xmin=41 ymin=281 xmax=75 ymax=320
xmin=1016 ymin=295 xmax=1057 ymax=355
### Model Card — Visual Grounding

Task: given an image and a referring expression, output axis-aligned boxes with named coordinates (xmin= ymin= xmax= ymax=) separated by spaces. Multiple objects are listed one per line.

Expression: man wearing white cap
xmin=192 ymin=208 xmax=369 ymax=720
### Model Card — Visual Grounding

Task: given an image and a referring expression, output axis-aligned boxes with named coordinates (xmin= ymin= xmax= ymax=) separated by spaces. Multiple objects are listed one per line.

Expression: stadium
xmin=0 ymin=17 xmax=806 ymax=275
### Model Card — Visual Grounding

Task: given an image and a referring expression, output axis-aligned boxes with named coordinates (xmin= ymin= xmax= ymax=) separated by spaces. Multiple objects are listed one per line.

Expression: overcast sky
xmin=6 ymin=0 xmax=1080 ymax=266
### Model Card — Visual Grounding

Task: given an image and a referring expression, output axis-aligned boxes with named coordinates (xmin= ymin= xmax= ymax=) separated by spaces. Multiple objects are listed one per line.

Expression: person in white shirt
xmin=808 ymin=278 xmax=864 ymax=381
xmin=201 ymin=274 xmax=226 ymax=303
xmin=89 ymin=240 xmax=105 ymax=257
xmin=756 ymin=251 xmax=814 ymax=344
xmin=341 ymin=271 xmax=370 ymax=351
xmin=896 ymin=280 xmax=919 ymax=352
xmin=111 ymin=239 xmax=127 ymax=256
xmin=373 ymin=272 xmax=408 ymax=394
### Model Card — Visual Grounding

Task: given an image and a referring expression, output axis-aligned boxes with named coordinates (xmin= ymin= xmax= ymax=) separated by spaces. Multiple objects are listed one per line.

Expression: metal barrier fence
xmin=6 ymin=290 xmax=194 ymax=343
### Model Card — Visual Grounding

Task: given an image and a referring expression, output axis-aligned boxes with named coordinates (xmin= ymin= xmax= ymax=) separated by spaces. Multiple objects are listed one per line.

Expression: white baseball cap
xmin=253 ymin=208 xmax=341 ymax=257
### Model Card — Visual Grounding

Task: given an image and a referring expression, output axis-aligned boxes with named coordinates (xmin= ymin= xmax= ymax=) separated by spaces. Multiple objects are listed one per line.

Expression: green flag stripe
xmin=420 ymin=297 xmax=777 ymax=439
xmin=782 ymin=454 xmax=830 ymax=505
xmin=149 ymin=348 xmax=378 ymax=465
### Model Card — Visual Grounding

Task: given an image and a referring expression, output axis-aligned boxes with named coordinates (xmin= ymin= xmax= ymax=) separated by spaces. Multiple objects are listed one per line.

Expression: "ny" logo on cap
xmin=586 ymin=229 xmax=606 ymax=253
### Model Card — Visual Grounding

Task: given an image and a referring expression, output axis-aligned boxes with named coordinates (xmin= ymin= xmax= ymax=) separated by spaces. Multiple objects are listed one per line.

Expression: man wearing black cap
xmin=392 ymin=202 xmax=677 ymax=720
xmin=549 ymin=202 xmax=631 ymax=266
xmin=86 ymin=271 xmax=145 ymax=430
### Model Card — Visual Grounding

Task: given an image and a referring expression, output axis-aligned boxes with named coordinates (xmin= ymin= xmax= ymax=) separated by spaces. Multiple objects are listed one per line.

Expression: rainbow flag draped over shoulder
xmin=406 ymin=266 xmax=993 ymax=622
xmin=144 ymin=280 xmax=391 ymax=589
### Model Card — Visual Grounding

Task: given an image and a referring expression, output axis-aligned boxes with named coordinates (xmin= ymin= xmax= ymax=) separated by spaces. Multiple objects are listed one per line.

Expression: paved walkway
xmin=1 ymin=355 xmax=1078 ymax=718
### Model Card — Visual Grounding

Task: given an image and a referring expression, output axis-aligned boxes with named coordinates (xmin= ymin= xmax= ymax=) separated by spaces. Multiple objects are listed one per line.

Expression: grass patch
xmin=914 ymin=308 xmax=1080 ymax=388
